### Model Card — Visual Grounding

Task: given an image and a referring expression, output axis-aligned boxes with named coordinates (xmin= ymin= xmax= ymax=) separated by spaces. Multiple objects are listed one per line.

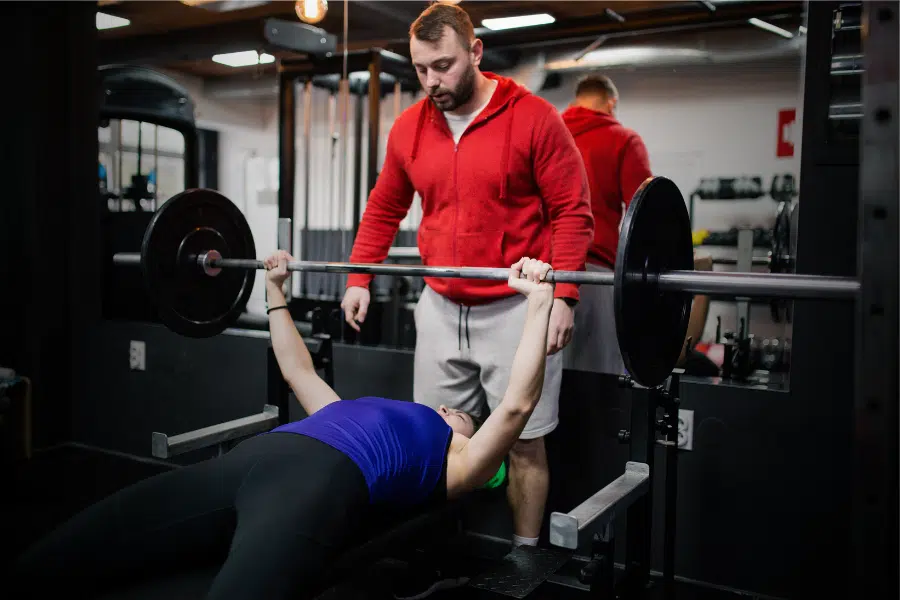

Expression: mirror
xmin=99 ymin=119 xmax=187 ymax=213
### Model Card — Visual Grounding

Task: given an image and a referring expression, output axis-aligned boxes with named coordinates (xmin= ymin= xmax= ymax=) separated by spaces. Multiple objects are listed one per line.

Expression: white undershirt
xmin=443 ymin=86 xmax=496 ymax=145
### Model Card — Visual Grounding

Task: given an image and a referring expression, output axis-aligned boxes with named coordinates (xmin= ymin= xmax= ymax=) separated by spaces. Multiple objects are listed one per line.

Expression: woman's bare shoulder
xmin=445 ymin=433 xmax=472 ymax=500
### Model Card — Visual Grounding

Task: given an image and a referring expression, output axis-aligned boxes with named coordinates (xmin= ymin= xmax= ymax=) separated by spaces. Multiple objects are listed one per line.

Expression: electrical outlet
xmin=129 ymin=340 xmax=146 ymax=371
xmin=677 ymin=409 xmax=694 ymax=451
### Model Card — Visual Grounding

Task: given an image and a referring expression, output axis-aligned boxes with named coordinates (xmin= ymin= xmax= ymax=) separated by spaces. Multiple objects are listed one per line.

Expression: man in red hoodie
xmin=561 ymin=75 xmax=653 ymax=374
xmin=340 ymin=2 xmax=594 ymax=562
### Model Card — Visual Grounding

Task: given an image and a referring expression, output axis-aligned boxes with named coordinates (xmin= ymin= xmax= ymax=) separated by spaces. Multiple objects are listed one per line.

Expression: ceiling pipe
xmin=179 ymin=0 xmax=271 ymax=11
xmin=544 ymin=27 xmax=803 ymax=72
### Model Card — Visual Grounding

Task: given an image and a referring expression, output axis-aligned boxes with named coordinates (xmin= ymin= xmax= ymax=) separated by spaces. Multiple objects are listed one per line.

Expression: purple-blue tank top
xmin=269 ymin=397 xmax=453 ymax=506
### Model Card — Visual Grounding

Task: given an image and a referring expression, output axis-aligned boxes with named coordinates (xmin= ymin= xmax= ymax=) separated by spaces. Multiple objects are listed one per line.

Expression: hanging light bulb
xmin=295 ymin=0 xmax=327 ymax=24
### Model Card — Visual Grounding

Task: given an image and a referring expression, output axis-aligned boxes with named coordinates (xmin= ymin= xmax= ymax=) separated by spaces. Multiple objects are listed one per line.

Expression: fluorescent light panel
xmin=748 ymin=18 xmax=794 ymax=39
xmin=97 ymin=12 xmax=130 ymax=30
xmin=212 ymin=50 xmax=275 ymax=67
xmin=481 ymin=13 xmax=555 ymax=31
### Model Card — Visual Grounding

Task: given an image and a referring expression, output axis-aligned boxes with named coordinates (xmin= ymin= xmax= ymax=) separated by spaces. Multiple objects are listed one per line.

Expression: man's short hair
xmin=410 ymin=2 xmax=475 ymax=50
xmin=575 ymin=74 xmax=619 ymax=100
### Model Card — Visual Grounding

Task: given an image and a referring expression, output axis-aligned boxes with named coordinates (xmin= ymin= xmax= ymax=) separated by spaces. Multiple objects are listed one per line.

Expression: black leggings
xmin=12 ymin=433 xmax=370 ymax=600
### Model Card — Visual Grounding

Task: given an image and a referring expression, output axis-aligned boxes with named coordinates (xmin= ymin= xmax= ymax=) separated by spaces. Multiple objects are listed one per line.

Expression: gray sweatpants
xmin=413 ymin=285 xmax=563 ymax=439
xmin=561 ymin=263 xmax=626 ymax=375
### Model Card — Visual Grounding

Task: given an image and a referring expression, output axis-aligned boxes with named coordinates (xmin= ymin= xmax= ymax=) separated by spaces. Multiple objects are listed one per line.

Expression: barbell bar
xmin=110 ymin=178 xmax=860 ymax=388
xmin=112 ymin=253 xmax=859 ymax=301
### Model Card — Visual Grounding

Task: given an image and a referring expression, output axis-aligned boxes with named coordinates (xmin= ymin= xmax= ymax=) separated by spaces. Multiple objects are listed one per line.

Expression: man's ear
xmin=470 ymin=38 xmax=484 ymax=67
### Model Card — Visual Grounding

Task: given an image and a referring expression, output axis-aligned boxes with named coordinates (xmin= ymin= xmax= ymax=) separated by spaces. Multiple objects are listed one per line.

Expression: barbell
xmin=112 ymin=176 xmax=859 ymax=388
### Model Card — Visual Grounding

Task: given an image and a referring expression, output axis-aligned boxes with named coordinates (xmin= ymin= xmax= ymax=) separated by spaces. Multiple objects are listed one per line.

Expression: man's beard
xmin=429 ymin=64 xmax=476 ymax=112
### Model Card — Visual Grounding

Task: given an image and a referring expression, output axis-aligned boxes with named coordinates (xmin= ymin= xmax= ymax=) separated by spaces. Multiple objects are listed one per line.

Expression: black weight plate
xmin=141 ymin=189 xmax=256 ymax=338
xmin=614 ymin=177 xmax=694 ymax=388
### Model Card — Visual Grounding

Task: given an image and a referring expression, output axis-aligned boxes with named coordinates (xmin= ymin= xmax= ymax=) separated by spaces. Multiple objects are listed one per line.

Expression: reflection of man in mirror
xmin=561 ymin=75 xmax=653 ymax=374
xmin=678 ymin=251 xmax=718 ymax=377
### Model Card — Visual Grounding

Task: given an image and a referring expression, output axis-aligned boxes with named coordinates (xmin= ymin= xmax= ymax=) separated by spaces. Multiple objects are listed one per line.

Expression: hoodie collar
xmin=561 ymin=105 xmax=620 ymax=137
xmin=410 ymin=73 xmax=528 ymax=201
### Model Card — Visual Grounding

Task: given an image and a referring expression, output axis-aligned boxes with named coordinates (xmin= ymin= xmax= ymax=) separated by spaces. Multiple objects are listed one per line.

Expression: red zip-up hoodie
xmin=346 ymin=73 xmax=594 ymax=305
xmin=561 ymin=106 xmax=652 ymax=268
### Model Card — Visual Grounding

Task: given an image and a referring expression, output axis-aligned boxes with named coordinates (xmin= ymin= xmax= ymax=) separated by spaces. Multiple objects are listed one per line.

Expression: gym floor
xmin=2 ymin=447 xmax=764 ymax=600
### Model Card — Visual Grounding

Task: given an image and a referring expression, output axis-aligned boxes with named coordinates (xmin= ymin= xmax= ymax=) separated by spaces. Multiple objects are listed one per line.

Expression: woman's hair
xmin=467 ymin=410 xmax=485 ymax=435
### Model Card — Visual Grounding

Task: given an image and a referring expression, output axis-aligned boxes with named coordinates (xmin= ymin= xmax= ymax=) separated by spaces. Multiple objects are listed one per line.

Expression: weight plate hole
xmin=874 ymin=107 xmax=891 ymax=124
xmin=877 ymin=6 xmax=893 ymax=22
xmin=870 ymin=304 xmax=884 ymax=316
xmin=873 ymin=207 xmax=887 ymax=220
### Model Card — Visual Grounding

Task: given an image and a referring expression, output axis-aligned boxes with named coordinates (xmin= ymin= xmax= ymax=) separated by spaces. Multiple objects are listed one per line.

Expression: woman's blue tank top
xmin=269 ymin=397 xmax=453 ymax=506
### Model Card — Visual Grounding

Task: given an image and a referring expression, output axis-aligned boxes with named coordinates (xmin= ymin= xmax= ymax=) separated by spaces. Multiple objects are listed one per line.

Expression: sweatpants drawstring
xmin=465 ymin=307 xmax=471 ymax=350
xmin=457 ymin=305 xmax=472 ymax=351
xmin=458 ymin=305 xmax=462 ymax=351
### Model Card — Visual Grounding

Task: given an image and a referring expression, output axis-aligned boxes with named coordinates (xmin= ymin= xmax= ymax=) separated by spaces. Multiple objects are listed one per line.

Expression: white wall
xmin=540 ymin=58 xmax=804 ymax=232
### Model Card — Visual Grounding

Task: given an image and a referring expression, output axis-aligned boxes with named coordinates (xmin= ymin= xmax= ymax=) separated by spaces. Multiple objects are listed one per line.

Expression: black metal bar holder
xmin=607 ymin=370 xmax=680 ymax=599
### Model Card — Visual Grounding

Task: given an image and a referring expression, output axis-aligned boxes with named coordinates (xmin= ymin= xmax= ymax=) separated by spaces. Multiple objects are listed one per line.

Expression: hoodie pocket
xmin=456 ymin=230 xmax=505 ymax=269
xmin=419 ymin=228 xmax=506 ymax=269
xmin=418 ymin=227 xmax=453 ymax=266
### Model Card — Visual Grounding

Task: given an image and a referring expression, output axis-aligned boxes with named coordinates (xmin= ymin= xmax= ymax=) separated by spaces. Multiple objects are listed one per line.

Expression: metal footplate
xmin=549 ymin=462 xmax=651 ymax=550
xmin=151 ymin=404 xmax=280 ymax=459
xmin=467 ymin=545 xmax=572 ymax=598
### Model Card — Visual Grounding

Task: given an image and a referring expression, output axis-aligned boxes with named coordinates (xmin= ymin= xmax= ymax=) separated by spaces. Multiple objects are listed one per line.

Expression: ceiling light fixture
xmin=295 ymin=0 xmax=327 ymax=25
xmin=748 ymin=18 xmax=794 ymax=39
xmin=481 ymin=13 xmax=555 ymax=31
xmin=96 ymin=12 xmax=130 ymax=30
xmin=212 ymin=50 xmax=275 ymax=68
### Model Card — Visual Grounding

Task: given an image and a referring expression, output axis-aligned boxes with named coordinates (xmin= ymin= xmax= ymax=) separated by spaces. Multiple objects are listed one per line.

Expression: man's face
xmin=410 ymin=26 xmax=480 ymax=112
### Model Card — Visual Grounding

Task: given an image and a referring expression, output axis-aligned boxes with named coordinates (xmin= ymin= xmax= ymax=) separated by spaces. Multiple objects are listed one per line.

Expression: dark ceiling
xmin=96 ymin=0 xmax=805 ymax=79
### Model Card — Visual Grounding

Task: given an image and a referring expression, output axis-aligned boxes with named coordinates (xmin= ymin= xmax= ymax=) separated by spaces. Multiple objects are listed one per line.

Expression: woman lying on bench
xmin=13 ymin=252 xmax=557 ymax=600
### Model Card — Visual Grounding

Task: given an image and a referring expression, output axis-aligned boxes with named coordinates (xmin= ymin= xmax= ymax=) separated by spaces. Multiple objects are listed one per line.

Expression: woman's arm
xmin=265 ymin=252 xmax=340 ymax=416
xmin=449 ymin=259 xmax=555 ymax=494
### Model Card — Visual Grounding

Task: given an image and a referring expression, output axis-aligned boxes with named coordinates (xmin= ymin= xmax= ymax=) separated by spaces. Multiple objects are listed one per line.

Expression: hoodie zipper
xmin=453 ymin=142 xmax=459 ymax=291
xmin=451 ymin=99 xmax=502 ymax=275
xmin=438 ymin=91 xmax=511 ymax=299
xmin=453 ymin=142 xmax=465 ymax=264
